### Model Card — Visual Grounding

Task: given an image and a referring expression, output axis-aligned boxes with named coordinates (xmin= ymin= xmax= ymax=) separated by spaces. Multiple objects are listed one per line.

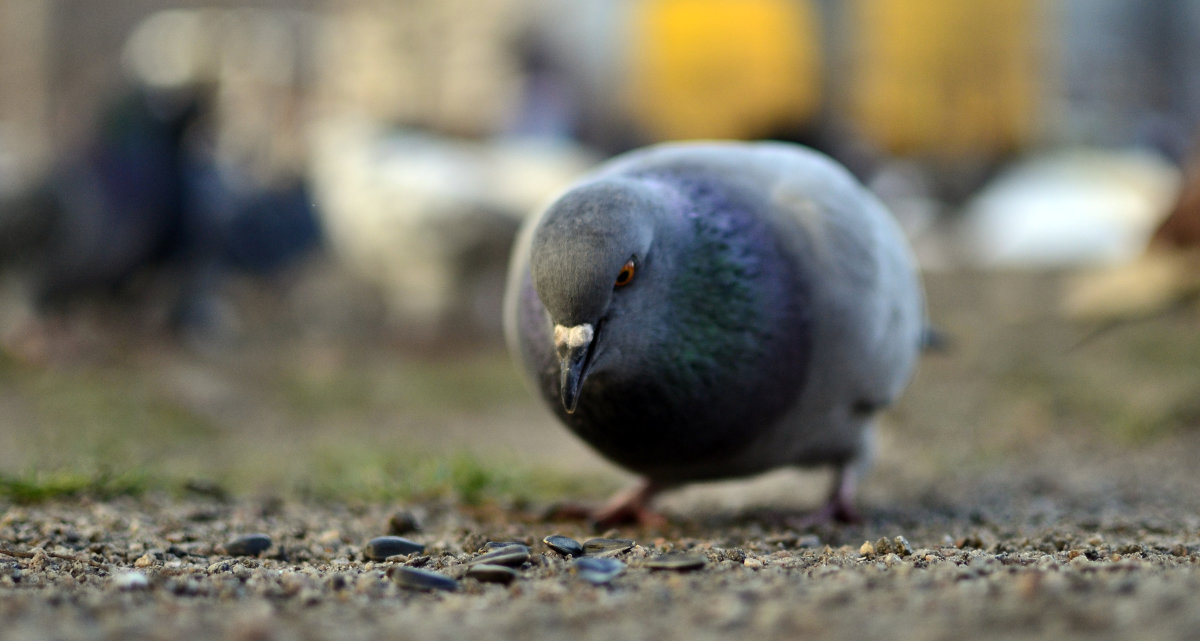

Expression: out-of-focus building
xmin=7 ymin=0 xmax=1200 ymax=175
xmin=3 ymin=0 xmax=1200 ymax=344
xmin=0 ymin=0 xmax=52 ymax=188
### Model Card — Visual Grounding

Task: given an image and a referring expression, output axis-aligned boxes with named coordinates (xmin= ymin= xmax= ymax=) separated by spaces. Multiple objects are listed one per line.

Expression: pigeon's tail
xmin=920 ymin=325 xmax=951 ymax=352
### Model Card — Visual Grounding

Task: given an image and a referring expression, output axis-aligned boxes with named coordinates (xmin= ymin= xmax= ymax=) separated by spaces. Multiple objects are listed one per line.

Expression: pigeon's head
xmin=529 ymin=178 xmax=671 ymax=414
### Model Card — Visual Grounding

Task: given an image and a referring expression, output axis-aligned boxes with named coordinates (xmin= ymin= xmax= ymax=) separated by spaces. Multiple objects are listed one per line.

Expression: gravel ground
xmin=2 ymin=269 xmax=1199 ymax=640
xmin=2 ymin=466 xmax=1199 ymax=641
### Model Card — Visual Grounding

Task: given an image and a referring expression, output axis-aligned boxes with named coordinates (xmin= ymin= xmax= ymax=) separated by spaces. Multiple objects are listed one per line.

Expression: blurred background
xmin=0 ymin=0 xmax=1197 ymax=509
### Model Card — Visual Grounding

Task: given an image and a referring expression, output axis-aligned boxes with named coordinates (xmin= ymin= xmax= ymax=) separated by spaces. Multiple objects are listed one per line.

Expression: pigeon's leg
xmin=792 ymin=423 xmax=877 ymax=528
xmin=591 ymin=479 xmax=668 ymax=528
xmin=790 ymin=462 xmax=865 ymax=528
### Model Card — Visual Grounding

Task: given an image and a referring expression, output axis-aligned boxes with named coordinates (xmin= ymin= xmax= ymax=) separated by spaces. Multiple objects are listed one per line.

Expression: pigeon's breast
xmin=548 ymin=172 xmax=815 ymax=481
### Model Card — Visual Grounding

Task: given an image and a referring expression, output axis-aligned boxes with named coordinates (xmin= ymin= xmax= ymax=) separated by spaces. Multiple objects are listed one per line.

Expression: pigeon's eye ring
xmin=614 ymin=259 xmax=636 ymax=288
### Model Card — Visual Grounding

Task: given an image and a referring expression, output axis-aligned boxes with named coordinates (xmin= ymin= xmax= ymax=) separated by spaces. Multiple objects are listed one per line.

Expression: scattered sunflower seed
xmin=583 ymin=538 xmax=634 ymax=557
xmin=482 ymin=540 xmax=528 ymax=551
xmin=543 ymin=534 xmax=584 ymax=557
xmin=386 ymin=566 xmax=459 ymax=592
xmin=465 ymin=563 xmax=519 ymax=585
xmin=468 ymin=544 xmax=530 ymax=568
xmin=363 ymin=536 xmax=425 ymax=561
xmin=641 ymin=553 xmax=706 ymax=572
xmin=572 ymin=557 xmax=625 ymax=584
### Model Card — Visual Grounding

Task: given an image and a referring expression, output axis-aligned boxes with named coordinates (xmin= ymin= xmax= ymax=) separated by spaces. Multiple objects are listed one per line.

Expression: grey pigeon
xmin=503 ymin=141 xmax=925 ymax=525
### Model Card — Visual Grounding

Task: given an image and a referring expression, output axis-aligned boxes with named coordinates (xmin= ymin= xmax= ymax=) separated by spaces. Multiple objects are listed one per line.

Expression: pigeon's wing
xmin=756 ymin=143 xmax=925 ymax=409
xmin=589 ymin=141 xmax=924 ymax=407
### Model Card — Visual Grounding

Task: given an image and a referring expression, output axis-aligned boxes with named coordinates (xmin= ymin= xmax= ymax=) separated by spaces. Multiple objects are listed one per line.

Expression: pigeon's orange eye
xmin=615 ymin=259 xmax=636 ymax=288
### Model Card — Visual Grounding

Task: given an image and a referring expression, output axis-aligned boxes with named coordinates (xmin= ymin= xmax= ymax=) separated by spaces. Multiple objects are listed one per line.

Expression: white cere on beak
xmin=553 ymin=323 xmax=594 ymax=349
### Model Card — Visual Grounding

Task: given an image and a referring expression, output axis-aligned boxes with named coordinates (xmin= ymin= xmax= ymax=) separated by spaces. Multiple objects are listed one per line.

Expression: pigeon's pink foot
xmin=542 ymin=480 xmax=668 ymax=529
xmin=591 ymin=480 xmax=667 ymax=529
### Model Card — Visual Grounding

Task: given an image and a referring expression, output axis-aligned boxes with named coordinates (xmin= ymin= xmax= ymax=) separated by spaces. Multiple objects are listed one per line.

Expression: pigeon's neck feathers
xmin=644 ymin=169 xmax=801 ymax=380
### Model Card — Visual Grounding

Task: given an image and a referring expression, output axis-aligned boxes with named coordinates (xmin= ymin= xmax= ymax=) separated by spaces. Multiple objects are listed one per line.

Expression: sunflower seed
xmin=582 ymin=538 xmax=634 ymax=557
xmin=363 ymin=536 xmax=424 ymax=561
xmin=543 ymin=534 xmax=584 ymax=557
xmin=386 ymin=566 xmax=459 ymax=592
xmin=465 ymin=563 xmax=519 ymax=585
xmin=572 ymin=557 xmax=625 ymax=584
xmin=641 ymin=553 xmax=706 ymax=571
xmin=467 ymin=544 xmax=530 ymax=568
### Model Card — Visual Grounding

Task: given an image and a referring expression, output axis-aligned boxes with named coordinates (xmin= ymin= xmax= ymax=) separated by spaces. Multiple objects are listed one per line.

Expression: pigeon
xmin=503 ymin=141 xmax=925 ymax=526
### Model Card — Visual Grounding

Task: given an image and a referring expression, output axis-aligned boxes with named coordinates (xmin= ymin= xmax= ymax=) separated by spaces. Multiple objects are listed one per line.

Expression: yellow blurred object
xmin=848 ymin=0 xmax=1040 ymax=155
xmin=625 ymin=0 xmax=821 ymax=141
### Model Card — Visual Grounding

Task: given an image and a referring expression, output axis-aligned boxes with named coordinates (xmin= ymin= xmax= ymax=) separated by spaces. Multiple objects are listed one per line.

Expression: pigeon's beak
xmin=554 ymin=323 xmax=595 ymax=414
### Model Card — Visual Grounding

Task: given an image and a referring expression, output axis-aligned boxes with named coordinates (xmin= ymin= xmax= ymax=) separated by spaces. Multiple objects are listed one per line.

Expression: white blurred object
xmin=958 ymin=149 xmax=1181 ymax=268
xmin=308 ymin=116 xmax=599 ymax=337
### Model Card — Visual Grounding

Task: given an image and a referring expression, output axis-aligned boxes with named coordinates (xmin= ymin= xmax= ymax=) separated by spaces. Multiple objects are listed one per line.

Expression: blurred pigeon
xmin=13 ymin=83 xmax=320 ymax=342
xmin=29 ymin=86 xmax=202 ymax=312
xmin=504 ymin=141 xmax=925 ymax=526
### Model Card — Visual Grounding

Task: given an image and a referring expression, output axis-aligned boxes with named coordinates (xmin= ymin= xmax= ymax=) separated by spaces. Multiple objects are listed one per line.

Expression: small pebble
xmin=388 ymin=510 xmax=421 ymax=535
xmin=583 ymin=538 xmax=635 ymax=557
xmin=112 ymin=571 xmax=149 ymax=591
xmin=363 ymin=536 xmax=425 ymax=561
xmin=543 ymin=535 xmax=584 ymax=557
xmin=743 ymin=558 xmax=764 ymax=569
xmin=133 ymin=553 xmax=155 ymax=568
xmin=386 ymin=566 xmax=459 ymax=592
xmin=225 ymin=534 xmax=272 ymax=557
xmin=641 ymin=553 xmax=706 ymax=572
xmin=465 ymin=563 xmax=519 ymax=585
xmin=859 ymin=541 xmax=875 ymax=557
xmin=468 ymin=544 xmax=530 ymax=568
xmin=795 ymin=534 xmax=821 ymax=548
xmin=572 ymin=557 xmax=625 ymax=584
